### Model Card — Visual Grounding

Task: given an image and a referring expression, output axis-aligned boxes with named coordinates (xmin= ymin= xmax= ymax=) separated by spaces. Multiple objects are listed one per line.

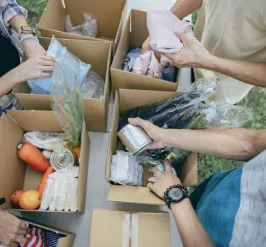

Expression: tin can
xmin=117 ymin=124 xmax=152 ymax=155
xmin=151 ymin=163 xmax=177 ymax=177
xmin=50 ymin=148 xmax=75 ymax=170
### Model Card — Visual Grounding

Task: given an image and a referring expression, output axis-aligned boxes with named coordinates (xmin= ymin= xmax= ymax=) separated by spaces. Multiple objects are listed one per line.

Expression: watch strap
xmin=164 ymin=184 xmax=188 ymax=209
xmin=19 ymin=35 xmax=39 ymax=45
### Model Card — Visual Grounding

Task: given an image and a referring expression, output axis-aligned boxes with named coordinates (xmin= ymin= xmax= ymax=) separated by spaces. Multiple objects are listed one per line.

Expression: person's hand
xmin=141 ymin=37 xmax=153 ymax=54
xmin=0 ymin=211 xmax=28 ymax=246
xmin=128 ymin=117 xmax=166 ymax=149
xmin=13 ymin=55 xmax=55 ymax=84
xmin=22 ymin=36 xmax=46 ymax=58
xmin=163 ymin=32 xmax=213 ymax=68
xmin=147 ymin=160 xmax=182 ymax=199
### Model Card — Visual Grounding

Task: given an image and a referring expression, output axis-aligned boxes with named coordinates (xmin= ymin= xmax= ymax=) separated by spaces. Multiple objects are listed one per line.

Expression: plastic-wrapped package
xmin=23 ymin=131 xmax=67 ymax=151
xmin=65 ymin=14 xmax=98 ymax=38
xmin=80 ymin=71 xmax=105 ymax=100
xmin=28 ymin=36 xmax=91 ymax=95
xmin=110 ymin=151 xmax=143 ymax=186
xmin=51 ymin=52 xmax=84 ymax=148
xmin=40 ymin=167 xmax=79 ymax=211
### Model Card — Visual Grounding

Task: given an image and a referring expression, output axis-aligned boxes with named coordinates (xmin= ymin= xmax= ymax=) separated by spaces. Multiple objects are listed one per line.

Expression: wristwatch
xmin=164 ymin=184 xmax=188 ymax=209
xmin=19 ymin=26 xmax=36 ymax=36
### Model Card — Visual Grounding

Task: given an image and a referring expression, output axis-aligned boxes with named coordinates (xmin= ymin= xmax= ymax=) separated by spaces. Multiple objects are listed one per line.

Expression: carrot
xmin=73 ymin=146 xmax=81 ymax=164
xmin=18 ymin=143 xmax=51 ymax=173
xmin=37 ymin=167 xmax=55 ymax=196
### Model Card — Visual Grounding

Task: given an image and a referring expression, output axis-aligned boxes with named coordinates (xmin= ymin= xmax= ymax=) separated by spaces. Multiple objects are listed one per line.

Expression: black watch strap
xmin=164 ymin=184 xmax=188 ymax=209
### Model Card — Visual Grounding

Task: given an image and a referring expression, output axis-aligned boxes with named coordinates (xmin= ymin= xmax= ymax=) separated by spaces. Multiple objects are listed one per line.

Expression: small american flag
xmin=22 ymin=225 xmax=45 ymax=247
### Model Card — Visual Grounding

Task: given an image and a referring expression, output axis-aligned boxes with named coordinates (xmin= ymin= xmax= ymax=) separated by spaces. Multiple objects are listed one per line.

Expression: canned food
xmin=117 ymin=124 xmax=152 ymax=155
xmin=50 ymin=148 xmax=75 ymax=170
xmin=151 ymin=163 xmax=177 ymax=177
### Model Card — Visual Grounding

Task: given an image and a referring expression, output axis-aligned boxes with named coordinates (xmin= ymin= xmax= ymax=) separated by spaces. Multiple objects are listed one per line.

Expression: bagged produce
xmin=118 ymin=78 xmax=253 ymax=171
xmin=23 ymin=131 xmax=67 ymax=151
xmin=80 ymin=71 xmax=105 ymax=100
xmin=51 ymin=53 xmax=84 ymax=148
xmin=65 ymin=14 xmax=98 ymax=38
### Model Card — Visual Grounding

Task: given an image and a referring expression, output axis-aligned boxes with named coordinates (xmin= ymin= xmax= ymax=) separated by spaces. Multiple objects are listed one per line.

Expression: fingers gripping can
xmin=50 ymin=148 xmax=75 ymax=170
xmin=117 ymin=124 xmax=152 ymax=155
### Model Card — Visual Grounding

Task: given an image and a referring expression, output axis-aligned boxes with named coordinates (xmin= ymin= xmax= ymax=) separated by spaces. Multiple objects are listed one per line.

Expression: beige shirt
xmin=195 ymin=0 xmax=266 ymax=104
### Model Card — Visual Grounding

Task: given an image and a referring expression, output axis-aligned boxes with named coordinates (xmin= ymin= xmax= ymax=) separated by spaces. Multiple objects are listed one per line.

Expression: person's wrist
xmin=171 ymin=197 xmax=191 ymax=210
xmin=198 ymin=52 xmax=217 ymax=70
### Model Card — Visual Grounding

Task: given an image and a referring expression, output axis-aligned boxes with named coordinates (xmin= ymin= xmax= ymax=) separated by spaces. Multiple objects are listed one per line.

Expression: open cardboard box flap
xmin=111 ymin=9 xmax=180 ymax=94
xmin=38 ymin=0 xmax=127 ymax=50
xmin=0 ymin=111 xmax=89 ymax=212
xmin=14 ymin=37 xmax=112 ymax=132
xmin=90 ymin=209 xmax=171 ymax=247
xmin=105 ymin=89 xmax=198 ymax=205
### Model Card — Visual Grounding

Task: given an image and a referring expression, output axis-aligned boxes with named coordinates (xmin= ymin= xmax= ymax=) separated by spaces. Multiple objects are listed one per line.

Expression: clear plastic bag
xmin=118 ymin=78 xmax=217 ymax=131
xmin=80 ymin=71 xmax=105 ymax=100
xmin=23 ymin=131 xmax=67 ymax=151
xmin=28 ymin=36 xmax=91 ymax=95
xmin=65 ymin=14 xmax=98 ymax=38
xmin=118 ymin=78 xmax=253 ymax=170
xmin=51 ymin=53 xmax=84 ymax=148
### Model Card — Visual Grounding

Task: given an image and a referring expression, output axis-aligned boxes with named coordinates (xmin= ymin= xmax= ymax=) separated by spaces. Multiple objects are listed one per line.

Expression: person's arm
xmin=3 ymin=2 xmax=46 ymax=57
xmin=170 ymin=0 xmax=203 ymax=19
xmin=164 ymin=33 xmax=266 ymax=87
xmin=0 ymin=56 xmax=55 ymax=97
xmin=0 ymin=210 xmax=28 ymax=246
xmin=129 ymin=118 xmax=266 ymax=161
xmin=142 ymin=0 xmax=203 ymax=53
xmin=148 ymin=161 xmax=215 ymax=247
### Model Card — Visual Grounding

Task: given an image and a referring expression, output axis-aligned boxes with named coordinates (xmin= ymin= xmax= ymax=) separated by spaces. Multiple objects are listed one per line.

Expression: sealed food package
xmin=51 ymin=53 xmax=84 ymax=148
xmin=110 ymin=151 xmax=143 ymax=186
xmin=65 ymin=14 xmax=98 ymax=38
xmin=28 ymin=36 xmax=90 ymax=95
xmin=80 ymin=71 xmax=105 ymax=100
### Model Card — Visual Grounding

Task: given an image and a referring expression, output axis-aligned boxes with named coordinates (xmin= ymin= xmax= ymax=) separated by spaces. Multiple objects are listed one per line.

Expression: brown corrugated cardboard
xmin=111 ymin=10 xmax=180 ymax=94
xmin=38 ymin=0 xmax=127 ymax=51
xmin=0 ymin=111 xmax=90 ymax=212
xmin=19 ymin=218 xmax=75 ymax=247
xmin=105 ymin=89 xmax=198 ymax=205
xmin=90 ymin=209 xmax=171 ymax=247
xmin=13 ymin=38 xmax=112 ymax=132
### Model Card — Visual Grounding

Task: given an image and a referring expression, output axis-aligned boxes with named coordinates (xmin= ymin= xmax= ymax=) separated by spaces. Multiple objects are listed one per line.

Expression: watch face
xmin=168 ymin=188 xmax=184 ymax=201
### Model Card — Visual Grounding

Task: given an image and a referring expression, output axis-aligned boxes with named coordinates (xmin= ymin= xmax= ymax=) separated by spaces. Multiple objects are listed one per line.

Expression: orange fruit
xmin=19 ymin=190 xmax=41 ymax=210
xmin=10 ymin=190 xmax=24 ymax=205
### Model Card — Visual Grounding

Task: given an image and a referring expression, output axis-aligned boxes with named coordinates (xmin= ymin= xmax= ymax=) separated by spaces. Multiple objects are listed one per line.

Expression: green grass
xmin=17 ymin=0 xmax=48 ymax=36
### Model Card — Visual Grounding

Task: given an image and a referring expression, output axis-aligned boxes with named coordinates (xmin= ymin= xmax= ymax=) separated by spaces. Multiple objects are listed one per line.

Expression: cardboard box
xmin=90 ymin=209 xmax=171 ymax=247
xmin=19 ymin=218 xmax=75 ymax=247
xmin=106 ymin=89 xmax=198 ymax=205
xmin=14 ymin=37 xmax=112 ymax=132
xmin=111 ymin=10 xmax=180 ymax=94
xmin=0 ymin=111 xmax=90 ymax=212
xmin=38 ymin=0 xmax=127 ymax=51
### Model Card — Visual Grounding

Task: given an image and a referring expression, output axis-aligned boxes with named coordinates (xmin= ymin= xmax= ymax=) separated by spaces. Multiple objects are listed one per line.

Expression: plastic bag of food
xmin=28 ymin=36 xmax=90 ymax=95
xmin=118 ymin=78 xmax=217 ymax=131
xmin=23 ymin=131 xmax=67 ymax=151
xmin=65 ymin=14 xmax=98 ymax=38
xmin=118 ymin=78 xmax=253 ymax=170
xmin=51 ymin=55 xmax=84 ymax=148
xmin=80 ymin=71 xmax=105 ymax=100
